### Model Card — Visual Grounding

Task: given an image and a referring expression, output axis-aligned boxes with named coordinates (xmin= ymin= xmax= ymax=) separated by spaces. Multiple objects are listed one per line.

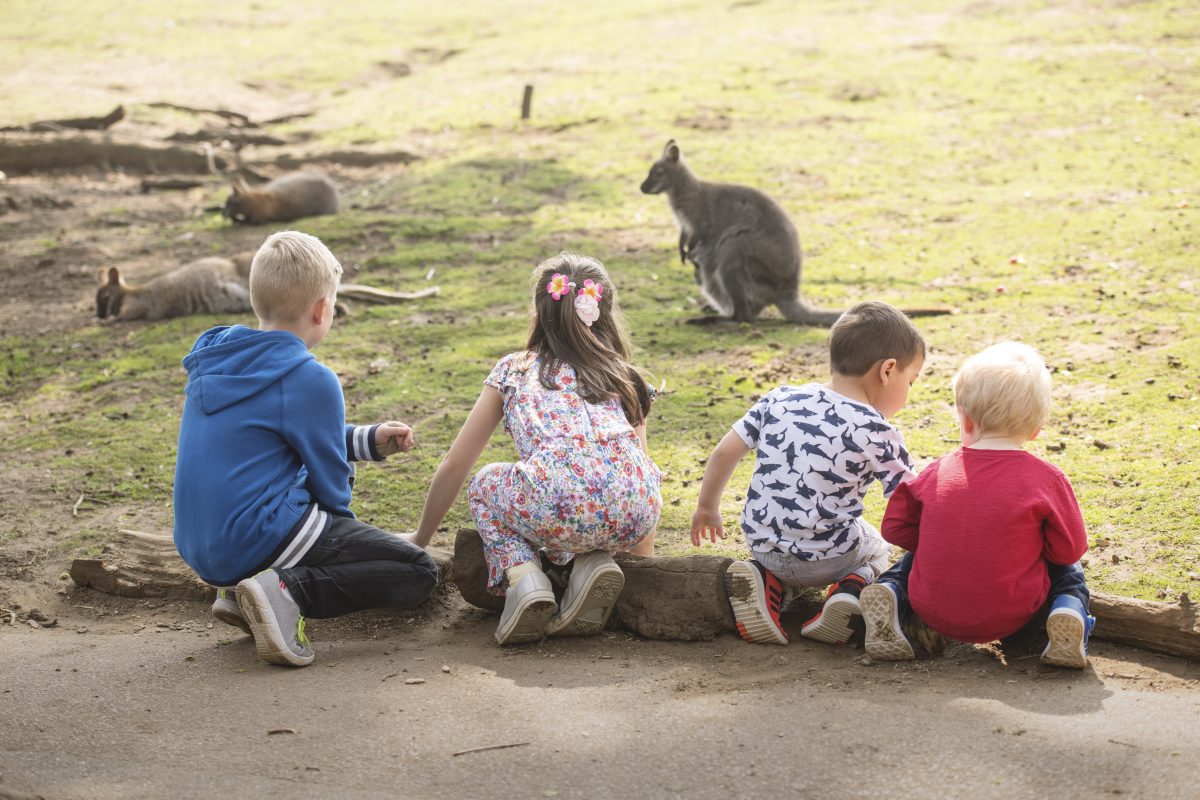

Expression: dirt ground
xmin=2 ymin=590 xmax=1199 ymax=800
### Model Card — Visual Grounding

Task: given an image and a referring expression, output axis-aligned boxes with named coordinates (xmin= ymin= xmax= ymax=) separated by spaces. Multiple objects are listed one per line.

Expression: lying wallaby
xmin=641 ymin=140 xmax=948 ymax=326
xmin=222 ymin=171 xmax=339 ymax=224
xmin=96 ymin=256 xmax=253 ymax=321
xmin=96 ymin=252 xmax=440 ymax=322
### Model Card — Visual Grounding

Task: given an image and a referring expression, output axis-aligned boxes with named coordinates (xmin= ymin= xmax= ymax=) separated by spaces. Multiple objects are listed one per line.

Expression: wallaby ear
xmin=664 ymin=140 xmax=680 ymax=162
xmin=105 ymin=267 xmax=122 ymax=286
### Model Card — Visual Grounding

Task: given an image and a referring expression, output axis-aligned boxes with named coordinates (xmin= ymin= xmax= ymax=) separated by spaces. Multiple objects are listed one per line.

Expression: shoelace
xmin=296 ymin=617 xmax=310 ymax=647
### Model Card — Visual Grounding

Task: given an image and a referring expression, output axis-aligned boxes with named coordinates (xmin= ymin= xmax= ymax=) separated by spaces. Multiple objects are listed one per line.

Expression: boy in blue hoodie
xmin=174 ymin=231 xmax=437 ymax=667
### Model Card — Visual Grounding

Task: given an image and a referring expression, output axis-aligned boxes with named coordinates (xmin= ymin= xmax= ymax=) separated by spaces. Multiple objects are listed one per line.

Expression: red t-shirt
xmin=881 ymin=448 xmax=1088 ymax=643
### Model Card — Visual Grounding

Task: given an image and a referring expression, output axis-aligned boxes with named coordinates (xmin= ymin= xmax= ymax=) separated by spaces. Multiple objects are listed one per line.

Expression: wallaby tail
xmin=338 ymin=284 xmax=441 ymax=304
xmin=776 ymin=298 xmax=845 ymax=327
xmin=897 ymin=306 xmax=954 ymax=318
xmin=778 ymin=298 xmax=953 ymax=326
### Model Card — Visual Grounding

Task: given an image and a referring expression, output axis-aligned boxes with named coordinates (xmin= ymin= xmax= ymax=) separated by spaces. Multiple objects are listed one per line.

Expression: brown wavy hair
xmin=526 ymin=253 xmax=651 ymax=426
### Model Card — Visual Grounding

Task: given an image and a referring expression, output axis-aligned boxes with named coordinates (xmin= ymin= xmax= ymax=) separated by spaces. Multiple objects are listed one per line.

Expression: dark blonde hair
xmin=526 ymin=253 xmax=651 ymax=426
xmin=829 ymin=300 xmax=926 ymax=377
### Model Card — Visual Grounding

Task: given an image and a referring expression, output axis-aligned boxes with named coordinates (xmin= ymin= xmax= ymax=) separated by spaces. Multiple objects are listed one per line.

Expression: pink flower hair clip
xmin=573 ymin=279 xmax=603 ymax=327
xmin=546 ymin=273 xmax=575 ymax=300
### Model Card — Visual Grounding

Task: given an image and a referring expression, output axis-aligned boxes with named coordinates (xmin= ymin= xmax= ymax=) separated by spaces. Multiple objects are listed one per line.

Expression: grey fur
xmin=222 ymin=171 xmax=340 ymax=224
xmin=640 ymin=139 xmax=842 ymax=326
xmin=95 ymin=257 xmax=252 ymax=321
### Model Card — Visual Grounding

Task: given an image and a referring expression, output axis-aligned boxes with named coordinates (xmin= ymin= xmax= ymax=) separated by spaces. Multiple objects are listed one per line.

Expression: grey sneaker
xmin=211 ymin=587 xmax=251 ymax=635
xmin=495 ymin=569 xmax=557 ymax=646
xmin=860 ymin=583 xmax=915 ymax=661
xmin=546 ymin=551 xmax=624 ymax=637
xmin=236 ymin=571 xmax=314 ymax=667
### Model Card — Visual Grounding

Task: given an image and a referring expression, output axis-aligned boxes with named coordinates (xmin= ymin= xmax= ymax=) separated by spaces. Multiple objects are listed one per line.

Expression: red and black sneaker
xmin=725 ymin=560 xmax=789 ymax=645
xmin=800 ymin=573 xmax=868 ymax=644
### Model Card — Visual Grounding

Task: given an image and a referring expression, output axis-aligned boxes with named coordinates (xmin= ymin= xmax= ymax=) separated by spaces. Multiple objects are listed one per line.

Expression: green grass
xmin=2 ymin=0 xmax=1198 ymax=599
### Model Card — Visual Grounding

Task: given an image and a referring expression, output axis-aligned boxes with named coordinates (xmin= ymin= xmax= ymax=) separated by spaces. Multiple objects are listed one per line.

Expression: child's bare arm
xmin=628 ymin=419 xmax=656 ymax=556
xmin=690 ymin=431 xmax=750 ymax=546
xmin=410 ymin=388 xmax=503 ymax=548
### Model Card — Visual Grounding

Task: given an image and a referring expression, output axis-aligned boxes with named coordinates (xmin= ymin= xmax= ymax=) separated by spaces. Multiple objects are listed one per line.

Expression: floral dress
xmin=469 ymin=352 xmax=662 ymax=593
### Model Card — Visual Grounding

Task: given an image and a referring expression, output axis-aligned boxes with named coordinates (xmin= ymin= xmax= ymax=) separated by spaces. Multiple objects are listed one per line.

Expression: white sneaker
xmin=860 ymin=583 xmax=915 ymax=661
xmin=546 ymin=551 xmax=625 ymax=637
xmin=495 ymin=569 xmax=557 ymax=646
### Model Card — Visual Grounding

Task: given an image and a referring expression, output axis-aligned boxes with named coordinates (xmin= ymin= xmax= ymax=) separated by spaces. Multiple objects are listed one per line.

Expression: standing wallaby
xmin=641 ymin=140 xmax=948 ymax=326
xmin=222 ymin=171 xmax=339 ymax=224
xmin=96 ymin=255 xmax=254 ymax=321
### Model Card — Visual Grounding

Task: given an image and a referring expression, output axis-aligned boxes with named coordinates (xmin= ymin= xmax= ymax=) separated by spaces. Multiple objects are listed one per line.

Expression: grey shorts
xmin=753 ymin=521 xmax=892 ymax=589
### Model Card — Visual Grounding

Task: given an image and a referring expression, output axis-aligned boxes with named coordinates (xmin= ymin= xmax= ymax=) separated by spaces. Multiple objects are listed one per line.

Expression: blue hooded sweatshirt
xmin=173 ymin=325 xmax=380 ymax=585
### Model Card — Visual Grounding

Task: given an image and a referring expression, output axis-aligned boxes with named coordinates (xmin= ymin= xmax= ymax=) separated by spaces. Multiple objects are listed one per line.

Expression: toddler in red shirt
xmin=861 ymin=341 xmax=1095 ymax=668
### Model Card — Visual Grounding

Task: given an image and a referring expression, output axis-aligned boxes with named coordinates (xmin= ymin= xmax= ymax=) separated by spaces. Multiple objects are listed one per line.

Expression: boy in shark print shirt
xmin=691 ymin=302 xmax=925 ymax=646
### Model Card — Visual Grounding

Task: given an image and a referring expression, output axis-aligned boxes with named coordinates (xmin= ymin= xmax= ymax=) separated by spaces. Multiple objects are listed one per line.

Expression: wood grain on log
xmin=67 ymin=528 xmax=1200 ymax=659
xmin=1090 ymin=592 xmax=1200 ymax=659
xmin=0 ymin=135 xmax=221 ymax=175
xmin=69 ymin=529 xmax=451 ymax=599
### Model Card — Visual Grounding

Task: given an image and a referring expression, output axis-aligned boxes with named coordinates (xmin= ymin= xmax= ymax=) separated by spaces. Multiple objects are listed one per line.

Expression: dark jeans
xmin=270 ymin=515 xmax=438 ymax=619
xmin=877 ymin=552 xmax=1090 ymax=633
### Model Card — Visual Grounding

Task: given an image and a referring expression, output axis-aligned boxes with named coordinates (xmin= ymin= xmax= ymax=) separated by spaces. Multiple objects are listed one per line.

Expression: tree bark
xmin=0 ymin=134 xmax=224 ymax=175
xmin=67 ymin=528 xmax=1200 ymax=659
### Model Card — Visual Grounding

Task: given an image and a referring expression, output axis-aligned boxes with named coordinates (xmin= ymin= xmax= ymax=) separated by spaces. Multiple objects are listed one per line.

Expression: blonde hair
xmin=527 ymin=253 xmax=651 ymax=426
xmin=952 ymin=341 xmax=1051 ymax=440
xmin=249 ymin=231 xmax=342 ymax=323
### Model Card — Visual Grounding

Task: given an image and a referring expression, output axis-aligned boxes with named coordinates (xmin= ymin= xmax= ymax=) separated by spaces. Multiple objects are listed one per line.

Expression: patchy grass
xmin=1 ymin=0 xmax=1198 ymax=600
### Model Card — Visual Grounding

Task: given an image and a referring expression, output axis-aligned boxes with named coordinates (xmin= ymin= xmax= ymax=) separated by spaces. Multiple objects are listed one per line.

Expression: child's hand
xmin=690 ymin=507 xmax=724 ymax=546
xmin=376 ymin=421 xmax=415 ymax=456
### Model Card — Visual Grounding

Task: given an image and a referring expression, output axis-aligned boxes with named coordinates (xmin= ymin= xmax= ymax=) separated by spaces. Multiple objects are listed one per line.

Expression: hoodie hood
xmin=182 ymin=325 xmax=314 ymax=414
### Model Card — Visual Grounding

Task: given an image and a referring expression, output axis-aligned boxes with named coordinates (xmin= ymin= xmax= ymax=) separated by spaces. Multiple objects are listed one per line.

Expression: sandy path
xmin=1 ymin=609 xmax=1198 ymax=800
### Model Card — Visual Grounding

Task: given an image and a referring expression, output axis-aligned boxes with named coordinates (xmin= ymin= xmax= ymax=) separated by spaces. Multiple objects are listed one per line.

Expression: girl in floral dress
xmin=413 ymin=253 xmax=662 ymax=645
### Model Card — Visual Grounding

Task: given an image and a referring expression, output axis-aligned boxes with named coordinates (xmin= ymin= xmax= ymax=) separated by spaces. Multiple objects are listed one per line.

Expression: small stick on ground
xmin=147 ymin=102 xmax=253 ymax=127
xmin=452 ymin=741 xmax=530 ymax=757
xmin=72 ymin=493 xmax=84 ymax=517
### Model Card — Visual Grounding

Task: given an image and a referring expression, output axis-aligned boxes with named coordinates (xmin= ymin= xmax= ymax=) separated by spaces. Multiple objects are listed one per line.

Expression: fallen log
xmin=0 ymin=134 xmax=227 ymax=175
xmin=271 ymin=149 xmax=421 ymax=169
xmin=1 ymin=105 xmax=125 ymax=133
xmin=67 ymin=528 xmax=1200 ymax=659
xmin=140 ymin=177 xmax=206 ymax=193
xmin=448 ymin=528 xmax=819 ymax=641
xmin=447 ymin=530 xmax=1200 ymax=656
xmin=69 ymin=529 xmax=451 ymax=600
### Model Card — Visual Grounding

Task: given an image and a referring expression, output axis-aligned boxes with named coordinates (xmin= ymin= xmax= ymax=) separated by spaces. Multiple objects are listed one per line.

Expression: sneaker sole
xmin=212 ymin=605 xmax=252 ymax=636
xmin=494 ymin=591 xmax=557 ymax=646
xmin=725 ymin=561 xmax=788 ymax=645
xmin=860 ymin=585 xmax=914 ymax=661
xmin=1041 ymin=611 xmax=1088 ymax=669
xmin=236 ymin=580 xmax=314 ymax=667
xmin=800 ymin=594 xmax=860 ymax=644
xmin=547 ymin=564 xmax=624 ymax=637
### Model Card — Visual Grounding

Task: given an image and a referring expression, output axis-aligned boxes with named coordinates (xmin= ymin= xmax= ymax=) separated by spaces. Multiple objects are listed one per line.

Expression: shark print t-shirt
xmin=733 ymin=383 xmax=915 ymax=561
